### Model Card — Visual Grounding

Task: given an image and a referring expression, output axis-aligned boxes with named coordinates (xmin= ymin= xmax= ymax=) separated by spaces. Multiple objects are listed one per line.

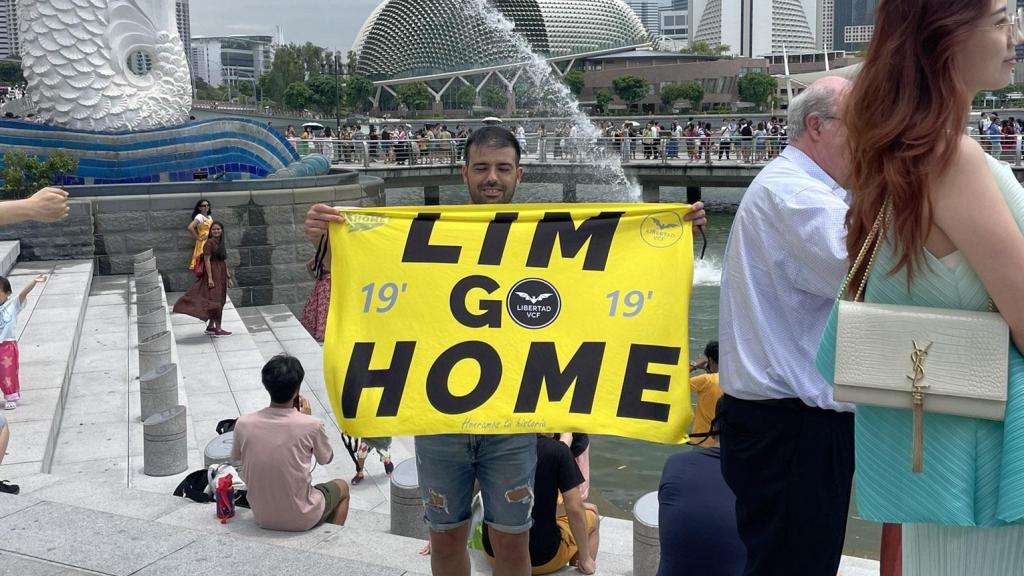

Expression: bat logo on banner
xmin=507 ymin=278 xmax=561 ymax=329
xmin=515 ymin=291 xmax=554 ymax=304
xmin=651 ymin=217 xmax=680 ymax=230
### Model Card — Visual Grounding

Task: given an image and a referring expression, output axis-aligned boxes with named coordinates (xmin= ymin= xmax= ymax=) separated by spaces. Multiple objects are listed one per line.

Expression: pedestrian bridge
xmin=295 ymin=136 xmax=1024 ymax=203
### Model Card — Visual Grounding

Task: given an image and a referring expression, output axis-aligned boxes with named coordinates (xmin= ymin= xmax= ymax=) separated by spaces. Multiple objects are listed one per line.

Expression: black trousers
xmin=718 ymin=394 xmax=854 ymax=576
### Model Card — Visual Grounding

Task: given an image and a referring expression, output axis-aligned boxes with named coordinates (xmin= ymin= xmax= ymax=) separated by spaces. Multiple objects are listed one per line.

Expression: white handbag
xmin=833 ymin=199 xmax=1009 ymax=473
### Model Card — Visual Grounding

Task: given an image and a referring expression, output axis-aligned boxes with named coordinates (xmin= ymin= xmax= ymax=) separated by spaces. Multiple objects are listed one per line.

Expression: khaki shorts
xmin=485 ymin=509 xmax=599 ymax=575
xmin=531 ymin=509 xmax=598 ymax=575
xmin=313 ymin=482 xmax=343 ymax=526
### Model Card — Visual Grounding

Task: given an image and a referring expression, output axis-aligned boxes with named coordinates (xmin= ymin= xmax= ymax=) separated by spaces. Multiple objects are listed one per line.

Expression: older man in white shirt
xmin=717 ymin=76 xmax=854 ymax=576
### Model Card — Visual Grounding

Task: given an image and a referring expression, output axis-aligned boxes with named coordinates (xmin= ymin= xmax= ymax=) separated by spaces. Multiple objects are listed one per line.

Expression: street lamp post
xmin=334 ymin=49 xmax=341 ymax=131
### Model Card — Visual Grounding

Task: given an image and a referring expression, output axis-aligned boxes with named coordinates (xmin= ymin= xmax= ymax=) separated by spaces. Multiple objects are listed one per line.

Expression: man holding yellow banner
xmin=304 ymin=126 xmax=706 ymax=576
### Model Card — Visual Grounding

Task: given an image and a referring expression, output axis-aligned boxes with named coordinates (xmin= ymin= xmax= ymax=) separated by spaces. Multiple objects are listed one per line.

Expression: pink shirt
xmin=230 ymin=406 xmax=334 ymax=531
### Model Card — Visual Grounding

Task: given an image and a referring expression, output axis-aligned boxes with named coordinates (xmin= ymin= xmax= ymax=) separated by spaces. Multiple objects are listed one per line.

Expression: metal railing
xmin=288 ymin=133 xmax=1024 ymax=168
xmin=288 ymin=134 xmax=793 ymax=168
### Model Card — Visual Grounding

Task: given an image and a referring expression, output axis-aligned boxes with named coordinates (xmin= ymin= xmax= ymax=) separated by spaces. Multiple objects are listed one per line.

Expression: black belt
xmin=725 ymin=394 xmax=812 ymax=411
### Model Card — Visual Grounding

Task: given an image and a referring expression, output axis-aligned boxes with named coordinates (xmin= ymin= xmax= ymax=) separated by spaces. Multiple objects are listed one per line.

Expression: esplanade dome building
xmin=353 ymin=0 xmax=651 ymax=80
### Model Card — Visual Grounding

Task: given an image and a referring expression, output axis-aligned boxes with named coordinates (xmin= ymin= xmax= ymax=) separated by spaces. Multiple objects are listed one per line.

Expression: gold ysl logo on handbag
xmin=907 ymin=341 xmax=932 ymax=473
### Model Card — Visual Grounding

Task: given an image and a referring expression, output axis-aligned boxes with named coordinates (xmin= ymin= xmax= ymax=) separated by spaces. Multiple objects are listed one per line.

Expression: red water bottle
xmin=216 ymin=474 xmax=235 ymax=524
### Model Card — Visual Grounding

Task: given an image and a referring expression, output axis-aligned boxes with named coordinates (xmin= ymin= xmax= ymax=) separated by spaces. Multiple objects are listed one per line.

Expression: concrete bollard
xmin=134 ymin=257 xmax=157 ymax=275
xmin=139 ymin=331 xmax=172 ymax=378
xmin=137 ymin=306 xmax=167 ymax=342
xmin=135 ymin=268 xmax=160 ymax=289
xmin=136 ymin=285 xmax=163 ymax=310
xmin=633 ymin=491 xmax=661 ymax=576
xmin=390 ymin=458 xmax=428 ymax=540
xmin=143 ymin=405 xmax=188 ymax=476
xmin=140 ymin=363 xmax=178 ymax=422
xmin=204 ymin=431 xmax=235 ymax=468
xmin=133 ymin=249 xmax=154 ymax=264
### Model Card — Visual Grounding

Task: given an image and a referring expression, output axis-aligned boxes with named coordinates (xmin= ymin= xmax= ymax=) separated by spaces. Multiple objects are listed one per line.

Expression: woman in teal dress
xmin=817 ymin=1 xmax=1024 ymax=574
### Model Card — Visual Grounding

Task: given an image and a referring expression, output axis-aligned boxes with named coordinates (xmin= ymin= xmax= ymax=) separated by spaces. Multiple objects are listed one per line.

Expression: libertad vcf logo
xmin=507 ymin=278 xmax=561 ymax=329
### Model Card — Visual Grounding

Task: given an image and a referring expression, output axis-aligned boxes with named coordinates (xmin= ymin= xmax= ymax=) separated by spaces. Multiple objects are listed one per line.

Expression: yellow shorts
xmin=532 ymin=509 xmax=599 ymax=575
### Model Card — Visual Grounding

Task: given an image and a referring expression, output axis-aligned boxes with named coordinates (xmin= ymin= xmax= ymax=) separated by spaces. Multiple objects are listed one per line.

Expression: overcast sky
xmin=190 ymin=0 xmax=385 ymax=51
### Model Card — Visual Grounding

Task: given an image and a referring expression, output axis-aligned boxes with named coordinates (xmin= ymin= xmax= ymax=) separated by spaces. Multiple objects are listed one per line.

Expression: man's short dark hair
xmin=704 ymin=341 xmax=719 ymax=365
xmin=262 ymin=355 xmax=305 ymax=404
xmin=464 ymin=126 xmax=521 ymax=165
xmin=0 ymin=276 xmax=10 ymax=295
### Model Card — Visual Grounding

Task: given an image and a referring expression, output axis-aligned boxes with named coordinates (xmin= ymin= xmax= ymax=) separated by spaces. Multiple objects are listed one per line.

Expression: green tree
xmin=346 ymin=50 xmax=360 ymax=76
xmin=344 ymin=75 xmax=374 ymax=112
xmin=397 ymin=82 xmax=432 ymax=112
xmin=456 ymin=85 xmax=477 ymax=110
xmin=481 ymin=85 xmax=508 ymax=110
xmin=563 ymin=70 xmax=585 ymax=97
xmin=298 ymin=42 xmax=325 ymax=78
xmin=307 ymin=75 xmax=342 ymax=117
xmin=679 ymin=41 xmax=732 ymax=56
xmin=2 ymin=151 xmax=78 ymax=200
xmin=612 ymin=75 xmax=650 ymax=111
xmin=234 ymin=80 xmax=254 ymax=97
xmin=594 ymin=88 xmax=613 ymax=112
xmin=0 ymin=61 xmax=24 ymax=84
xmin=738 ymin=71 xmax=778 ymax=111
xmin=262 ymin=46 xmax=305 ymax=103
xmin=282 ymin=81 xmax=314 ymax=111
xmin=660 ymin=80 xmax=704 ymax=111
xmin=194 ymin=77 xmax=225 ymax=101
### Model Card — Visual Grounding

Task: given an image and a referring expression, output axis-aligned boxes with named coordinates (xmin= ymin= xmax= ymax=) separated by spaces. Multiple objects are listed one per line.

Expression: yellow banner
xmin=323 ymin=203 xmax=695 ymax=443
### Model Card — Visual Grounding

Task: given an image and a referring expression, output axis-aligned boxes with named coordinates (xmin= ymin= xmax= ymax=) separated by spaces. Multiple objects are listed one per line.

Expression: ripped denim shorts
xmin=414 ymin=433 xmax=536 ymax=534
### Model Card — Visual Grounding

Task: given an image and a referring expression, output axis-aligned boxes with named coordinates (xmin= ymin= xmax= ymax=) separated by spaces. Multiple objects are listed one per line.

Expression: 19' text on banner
xmin=323 ymin=204 xmax=695 ymax=443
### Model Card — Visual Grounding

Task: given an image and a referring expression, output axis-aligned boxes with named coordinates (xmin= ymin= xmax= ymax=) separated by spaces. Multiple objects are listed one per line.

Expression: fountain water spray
xmin=462 ymin=0 xmax=642 ymax=200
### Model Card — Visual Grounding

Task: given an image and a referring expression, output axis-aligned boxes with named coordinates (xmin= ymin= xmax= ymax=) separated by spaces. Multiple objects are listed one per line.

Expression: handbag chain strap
xmin=839 ymin=198 xmax=890 ymax=302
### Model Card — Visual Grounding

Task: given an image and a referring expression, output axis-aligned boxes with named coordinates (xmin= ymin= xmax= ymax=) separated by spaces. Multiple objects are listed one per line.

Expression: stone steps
xmin=1 ymin=260 xmax=93 ymax=477
xmin=0 ymin=240 xmax=19 ymax=276
xmin=0 ymin=281 xmax=881 ymax=576
xmin=0 ymin=486 xmax=413 ymax=576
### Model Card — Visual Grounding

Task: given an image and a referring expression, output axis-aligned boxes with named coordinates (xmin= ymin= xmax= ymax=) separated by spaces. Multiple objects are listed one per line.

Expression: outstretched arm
xmin=0 ymin=188 xmax=69 ymax=225
xmin=18 ymin=274 xmax=46 ymax=303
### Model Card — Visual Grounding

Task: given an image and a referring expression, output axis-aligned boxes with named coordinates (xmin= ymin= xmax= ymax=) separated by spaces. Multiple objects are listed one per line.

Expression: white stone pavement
xmin=0 ymin=259 xmax=880 ymax=576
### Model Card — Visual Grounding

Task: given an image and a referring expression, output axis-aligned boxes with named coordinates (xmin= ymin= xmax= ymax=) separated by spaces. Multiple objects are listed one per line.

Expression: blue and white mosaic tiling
xmin=0 ymin=117 xmax=329 ymax=185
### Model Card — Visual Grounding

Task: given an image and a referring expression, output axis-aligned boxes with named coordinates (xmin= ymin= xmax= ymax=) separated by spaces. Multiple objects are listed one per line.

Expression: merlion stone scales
xmin=19 ymin=0 xmax=192 ymax=132
xmin=0 ymin=0 xmax=328 ymax=184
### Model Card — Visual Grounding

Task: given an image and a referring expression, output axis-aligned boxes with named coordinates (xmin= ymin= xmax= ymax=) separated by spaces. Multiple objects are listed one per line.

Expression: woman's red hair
xmin=844 ymin=0 xmax=993 ymax=292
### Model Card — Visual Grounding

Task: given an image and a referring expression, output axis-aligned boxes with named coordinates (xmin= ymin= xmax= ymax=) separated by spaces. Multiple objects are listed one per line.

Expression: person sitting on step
xmin=230 ymin=354 xmax=350 ymax=531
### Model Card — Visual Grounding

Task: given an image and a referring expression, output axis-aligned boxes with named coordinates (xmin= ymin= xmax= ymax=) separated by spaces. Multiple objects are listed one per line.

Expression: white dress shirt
xmin=718 ymin=145 xmax=854 ymax=412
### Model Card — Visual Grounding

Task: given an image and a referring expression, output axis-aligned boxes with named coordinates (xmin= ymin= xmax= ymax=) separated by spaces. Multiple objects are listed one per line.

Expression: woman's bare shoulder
xmin=931 ymin=135 xmax=999 ymax=205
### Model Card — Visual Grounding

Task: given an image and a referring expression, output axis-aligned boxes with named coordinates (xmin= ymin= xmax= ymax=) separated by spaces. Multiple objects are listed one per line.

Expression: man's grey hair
xmin=787 ymin=83 xmax=843 ymax=141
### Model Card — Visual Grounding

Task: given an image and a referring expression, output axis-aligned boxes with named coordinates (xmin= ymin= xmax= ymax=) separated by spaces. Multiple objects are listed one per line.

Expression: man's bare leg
xmin=327 ymin=479 xmax=350 ymax=525
xmin=488 ymin=526 xmax=531 ymax=576
xmin=429 ymin=523 xmax=471 ymax=576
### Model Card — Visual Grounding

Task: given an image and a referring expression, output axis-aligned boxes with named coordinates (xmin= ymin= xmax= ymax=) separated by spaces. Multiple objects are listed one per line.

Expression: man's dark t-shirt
xmin=483 ymin=436 xmax=584 ymax=566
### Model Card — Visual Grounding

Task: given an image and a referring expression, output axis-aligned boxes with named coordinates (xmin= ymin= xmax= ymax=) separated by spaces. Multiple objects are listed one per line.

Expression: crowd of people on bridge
xmin=285 ymin=117 xmax=796 ymax=167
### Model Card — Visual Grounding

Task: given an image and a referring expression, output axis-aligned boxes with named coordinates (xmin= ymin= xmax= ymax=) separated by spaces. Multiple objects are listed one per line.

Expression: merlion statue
xmin=19 ymin=0 xmax=192 ymax=132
